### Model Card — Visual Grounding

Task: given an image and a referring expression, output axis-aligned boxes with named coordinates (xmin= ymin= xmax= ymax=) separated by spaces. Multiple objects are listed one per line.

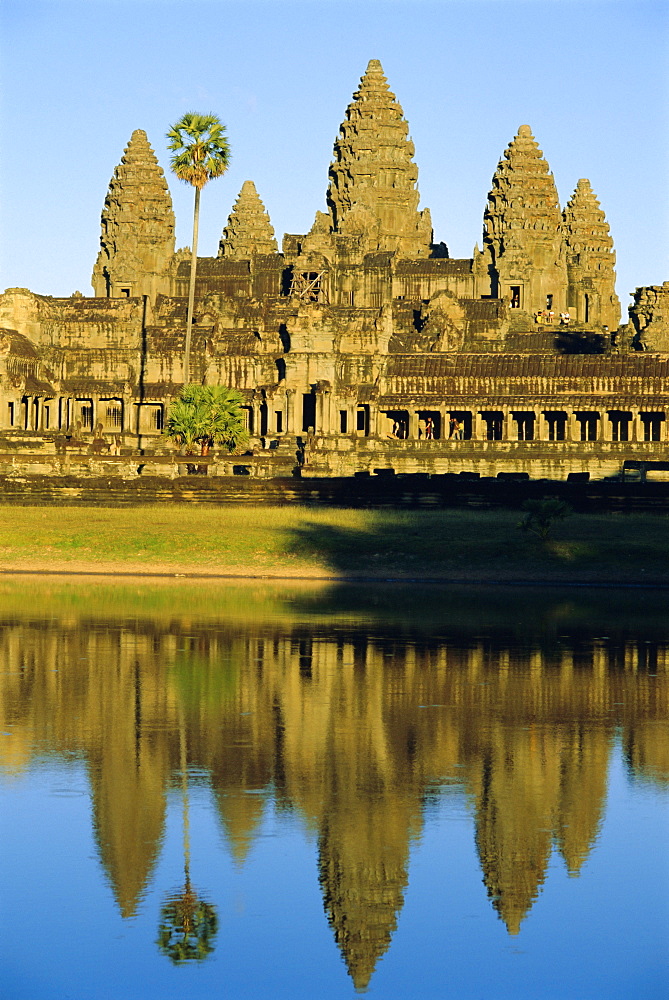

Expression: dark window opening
xmin=384 ymin=410 xmax=409 ymax=439
xmin=104 ymin=401 xmax=123 ymax=429
xmin=510 ymin=286 xmax=521 ymax=309
xmin=546 ymin=294 xmax=553 ymax=310
xmin=278 ymin=324 xmax=291 ymax=352
xmin=260 ymin=403 xmax=269 ymax=436
xmin=418 ymin=410 xmax=441 ymax=439
xmin=339 ymin=410 xmax=348 ymax=433
xmin=584 ymin=293 xmax=590 ymax=323
xmin=481 ymin=411 xmax=504 ymax=441
xmin=608 ymin=411 xmax=632 ymax=442
xmin=275 ymin=410 xmax=283 ymax=433
xmin=448 ymin=411 xmax=471 ymax=440
xmin=513 ymin=412 xmax=535 ymax=441
xmin=80 ymin=403 xmax=93 ymax=430
xmin=640 ymin=413 xmax=664 ymax=442
xmin=276 ymin=357 xmax=286 ymax=381
xmin=7 ymin=402 xmax=14 ymax=427
xmin=281 ymin=267 xmax=293 ymax=297
xmin=575 ymin=412 xmax=599 ymax=441
xmin=151 ymin=406 xmax=164 ymax=432
xmin=120 ymin=287 xmax=131 ymax=297
xmin=356 ymin=407 xmax=368 ymax=433
xmin=543 ymin=411 xmax=567 ymax=441
xmin=302 ymin=392 xmax=316 ymax=433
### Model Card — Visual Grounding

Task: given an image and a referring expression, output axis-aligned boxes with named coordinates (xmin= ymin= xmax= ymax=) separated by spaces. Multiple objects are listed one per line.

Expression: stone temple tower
xmin=218 ymin=180 xmax=278 ymax=259
xmin=325 ymin=59 xmax=432 ymax=258
xmin=483 ymin=125 xmax=567 ymax=318
xmin=92 ymin=129 xmax=175 ymax=300
xmin=562 ymin=179 xmax=620 ymax=330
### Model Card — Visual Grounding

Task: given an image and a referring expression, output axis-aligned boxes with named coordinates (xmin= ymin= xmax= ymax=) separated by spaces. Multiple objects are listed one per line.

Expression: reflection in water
xmin=0 ymin=581 xmax=667 ymax=992
xmin=157 ymin=704 xmax=218 ymax=964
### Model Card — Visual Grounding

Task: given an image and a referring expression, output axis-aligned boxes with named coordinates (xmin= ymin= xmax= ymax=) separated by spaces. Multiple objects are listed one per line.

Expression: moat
xmin=1 ymin=579 xmax=667 ymax=998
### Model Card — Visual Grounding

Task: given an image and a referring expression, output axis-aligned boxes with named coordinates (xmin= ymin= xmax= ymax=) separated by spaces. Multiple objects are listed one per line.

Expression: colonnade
xmin=3 ymin=394 xmax=163 ymax=436
xmin=5 ymin=389 xmax=668 ymax=448
xmin=246 ymin=388 xmax=668 ymax=446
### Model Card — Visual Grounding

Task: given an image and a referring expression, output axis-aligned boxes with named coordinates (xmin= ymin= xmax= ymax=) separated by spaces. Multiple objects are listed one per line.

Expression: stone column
xmin=631 ymin=407 xmax=641 ymax=442
xmin=567 ymin=409 xmax=580 ymax=442
xmin=348 ymin=402 xmax=356 ymax=435
xmin=473 ymin=410 xmax=484 ymax=441
xmin=602 ymin=410 xmax=612 ymax=442
xmin=285 ymin=389 xmax=296 ymax=434
xmin=409 ymin=410 xmax=420 ymax=439
xmin=534 ymin=406 xmax=542 ymax=441
xmin=501 ymin=405 xmax=510 ymax=441
xmin=316 ymin=389 xmax=331 ymax=434
xmin=252 ymin=402 xmax=262 ymax=437
xmin=369 ymin=404 xmax=379 ymax=438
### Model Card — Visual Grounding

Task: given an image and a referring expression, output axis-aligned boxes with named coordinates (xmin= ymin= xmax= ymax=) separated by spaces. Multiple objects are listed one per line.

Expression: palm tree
xmin=167 ymin=112 xmax=230 ymax=383
xmin=164 ymin=385 xmax=249 ymax=469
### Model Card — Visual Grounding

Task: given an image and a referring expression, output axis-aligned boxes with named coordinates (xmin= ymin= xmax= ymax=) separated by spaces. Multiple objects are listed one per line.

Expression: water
xmin=0 ymin=579 xmax=667 ymax=999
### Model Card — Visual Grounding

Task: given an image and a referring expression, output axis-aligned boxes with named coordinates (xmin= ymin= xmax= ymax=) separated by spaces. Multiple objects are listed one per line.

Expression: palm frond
xmin=166 ymin=112 xmax=230 ymax=189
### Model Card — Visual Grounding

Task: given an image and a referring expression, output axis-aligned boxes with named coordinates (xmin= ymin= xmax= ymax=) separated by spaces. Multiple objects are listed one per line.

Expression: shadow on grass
xmin=280 ymin=507 xmax=669 ymax=642
xmin=283 ymin=507 xmax=666 ymax=581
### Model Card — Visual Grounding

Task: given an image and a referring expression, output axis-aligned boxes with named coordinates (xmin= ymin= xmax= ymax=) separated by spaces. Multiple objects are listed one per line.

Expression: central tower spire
xmin=325 ymin=59 xmax=432 ymax=258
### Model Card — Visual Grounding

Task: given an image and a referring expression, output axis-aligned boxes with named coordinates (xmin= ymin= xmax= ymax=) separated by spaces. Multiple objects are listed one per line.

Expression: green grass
xmin=0 ymin=504 xmax=667 ymax=583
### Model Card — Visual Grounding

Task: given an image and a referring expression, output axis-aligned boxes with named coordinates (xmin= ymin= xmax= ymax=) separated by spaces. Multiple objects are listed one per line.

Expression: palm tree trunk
xmin=184 ymin=186 xmax=201 ymax=384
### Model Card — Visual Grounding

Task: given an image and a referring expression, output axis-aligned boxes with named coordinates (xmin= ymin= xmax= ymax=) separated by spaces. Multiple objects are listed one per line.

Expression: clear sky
xmin=1 ymin=0 xmax=667 ymax=310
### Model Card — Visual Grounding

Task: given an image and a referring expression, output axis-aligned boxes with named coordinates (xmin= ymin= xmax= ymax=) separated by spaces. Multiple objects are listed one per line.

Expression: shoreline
xmin=1 ymin=561 xmax=667 ymax=589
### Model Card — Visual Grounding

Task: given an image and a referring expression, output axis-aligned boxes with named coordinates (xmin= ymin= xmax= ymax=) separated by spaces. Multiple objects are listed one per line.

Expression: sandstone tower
xmin=483 ymin=124 xmax=567 ymax=318
xmin=325 ymin=59 xmax=432 ymax=258
xmin=218 ymin=180 xmax=278 ymax=259
xmin=562 ymin=178 xmax=621 ymax=329
xmin=91 ymin=129 xmax=176 ymax=300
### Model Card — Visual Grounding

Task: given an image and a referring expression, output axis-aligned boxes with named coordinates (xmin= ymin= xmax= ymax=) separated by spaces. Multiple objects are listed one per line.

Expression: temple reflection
xmin=0 ymin=584 xmax=667 ymax=990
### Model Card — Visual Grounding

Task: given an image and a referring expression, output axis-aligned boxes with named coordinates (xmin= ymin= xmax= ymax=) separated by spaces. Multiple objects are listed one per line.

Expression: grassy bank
xmin=0 ymin=504 xmax=667 ymax=584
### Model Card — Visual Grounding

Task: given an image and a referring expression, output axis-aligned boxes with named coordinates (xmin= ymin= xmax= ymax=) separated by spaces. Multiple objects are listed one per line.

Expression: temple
xmin=1 ymin=60 xmax=667 ymax=479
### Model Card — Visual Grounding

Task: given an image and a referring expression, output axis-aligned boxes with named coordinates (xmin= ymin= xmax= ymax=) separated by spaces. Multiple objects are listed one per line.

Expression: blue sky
xmin=1 ymin=0 xmax=667 ymax=310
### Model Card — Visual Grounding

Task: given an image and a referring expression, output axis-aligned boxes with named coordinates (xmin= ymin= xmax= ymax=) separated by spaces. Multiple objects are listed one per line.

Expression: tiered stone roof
xmin=562 ymin=178 xmax=620 ymax=327
xmin=218 ymin=180 xmax=278 ymax=259
xmin=91 ymin=129 xmax=175 ymax=297
xmin=483 ymin=124 xmax=563 ymax=264
xmin=562 ymin=178 xmax=614 ymax=257
xmin=326 ymin=59 xmax=432 ymax=258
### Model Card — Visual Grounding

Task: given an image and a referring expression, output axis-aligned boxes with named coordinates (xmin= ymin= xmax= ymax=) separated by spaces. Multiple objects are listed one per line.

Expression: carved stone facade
xmin=482 ymin=125 xmax=567 ymax=320
xmin=323 ymin=58 xmax=432 ymax=260
xmin=219 ymin=180 xmax=278 ymax=260
xmin=1 ymin=61 xmax=667 ymax=479
xmin=562 ymin=178 xmax=620 ymax=330
xmin=91 ymin=129 xmax=176 ymax=301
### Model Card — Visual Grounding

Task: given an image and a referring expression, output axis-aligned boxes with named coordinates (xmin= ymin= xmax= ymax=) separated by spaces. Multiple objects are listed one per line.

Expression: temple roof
xmin=219 ymin=180 xmax=278 ymax=260
xmin=326 ymin=60 xmax=432 ymax=258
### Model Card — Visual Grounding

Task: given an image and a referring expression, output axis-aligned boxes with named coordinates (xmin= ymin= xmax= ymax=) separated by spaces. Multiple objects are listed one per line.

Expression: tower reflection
xmin=0 ymin=582 xmax=666 ymax=990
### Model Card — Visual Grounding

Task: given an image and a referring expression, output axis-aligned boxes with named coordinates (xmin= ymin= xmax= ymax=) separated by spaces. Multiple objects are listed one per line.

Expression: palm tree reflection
xmin=157 ymin=699 xmax=218 ymax=963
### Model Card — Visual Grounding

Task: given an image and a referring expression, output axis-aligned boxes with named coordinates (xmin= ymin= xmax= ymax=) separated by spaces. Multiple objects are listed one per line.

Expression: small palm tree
xmin=167 ymin=113 xmax=230 ymax=383
xmin=518 ymin=496 xmax=572 ymax=541
xmin=165 ymin=385 xmax=249 ymax=466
